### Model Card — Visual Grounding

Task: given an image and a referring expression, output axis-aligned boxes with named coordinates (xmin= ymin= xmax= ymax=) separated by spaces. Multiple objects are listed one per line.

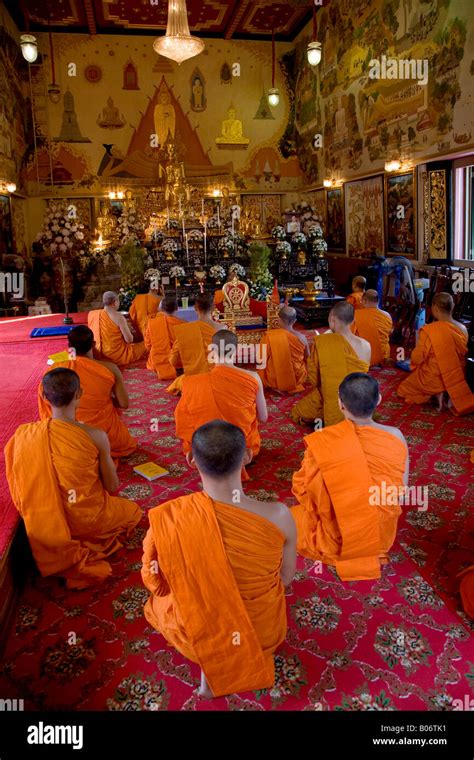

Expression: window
xmin=453 ymin=157 xmax=474 ymax=261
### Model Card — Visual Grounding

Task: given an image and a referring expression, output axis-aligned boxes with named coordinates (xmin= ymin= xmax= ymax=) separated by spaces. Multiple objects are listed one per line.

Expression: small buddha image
xmin=154 ymin=87 xmax=176 ymax=148
xmin=216 ymin=105 xmax=250 ymax=146
xmin=190 ymin=72 xmax=205 ymax=112
xmin=97 ymin=97 xmax=126 ymax=129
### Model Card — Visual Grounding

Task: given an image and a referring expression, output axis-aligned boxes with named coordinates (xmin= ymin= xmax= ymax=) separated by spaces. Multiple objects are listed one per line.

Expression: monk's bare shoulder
xmin=372 ymin=422 xmax=407 ymax=449
xmin=453 ymin=319 xmax=468 ymax=338
xmin=250 ymin=499 xmax=295 ymax=538
xmin=78 ymin=423 xmax=109 ymax=451
xmin=293 ymin=330 xmax=309 ymax=348
xmin=352 ymin=333 xmax=371 ymax=362
xmin=234 ymin=366 xmax=262 ymax=385
xmin=97 ymin=358 xmax=122 ymax=379
xmin=380 ymin=309 xmax=393 ymax=321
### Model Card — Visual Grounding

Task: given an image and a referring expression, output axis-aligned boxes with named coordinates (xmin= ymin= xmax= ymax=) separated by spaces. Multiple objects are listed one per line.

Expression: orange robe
xmin=88 ymin=309 xmax=146 ymax=366
xmin=141 ymin=491 xmax=286 ymax=696
xmin=175 ymin=365 xmax=261 ymax=455
xmin=214 ymin=290 xmax=225 ymax=306
xmin=145 ymin=312 xmax=185 ymax=381
xmin=352 ymin=308 xmax=392 ymax=365
xmin=397 ymin=321 xmax=474 ymax=414
xmin=346 ymin=292 xmax=364 ymax=310
xmin=291 ymin=333 xmax=369 ymax=426
xmin=37 ymin=356 xmax=136 ymax=459
xmin=292 ymin=420 xmax=407 ymax=580
xmin=167 ymin=320 xmax=219 ymax=394
xmin=258 ymin=329 xmax=307 ymax=393
xmin=5 ymin=419 xmax=141 ymax=589
xmin=129 ymin=293 xmax=161 ymax=338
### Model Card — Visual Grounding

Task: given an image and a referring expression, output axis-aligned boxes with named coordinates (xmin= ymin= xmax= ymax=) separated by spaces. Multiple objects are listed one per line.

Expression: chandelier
xmin=153 ymin=0 xmax=205 ymax=65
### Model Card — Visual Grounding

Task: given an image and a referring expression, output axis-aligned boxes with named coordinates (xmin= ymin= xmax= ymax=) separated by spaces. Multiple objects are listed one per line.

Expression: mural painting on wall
xmin=123 ymin=60 xmax=139 ymax=90
xmin=154 ymin=81 xmax=176 ymax=146
xmin=241 ymin=195 xmax=281 ymax=236
xmin=220 ymin=63 xmax=232 ymax=84
xmin=304 ymin=189 xmax=327 ymax=235
xmin=190 ymin=69 xmax=206 ymax=112
xmin=291 ymin=0 xmax=472 ymax=184
xmin=344 ymin=175 xmax=384 ymax=257
xmin=97 ymin=98 xmax=126 ymax=129
xmin=326 ymin=187 xmax=344 ymax=252
xmin=11 ymin=197 xmax=27 ymax=258
xmin=237 ymin=146 xmax=301 ymax=191
xmin=385 ymin=171 xmax=416 ymax=257
xmin=53 ymin=91 xmax=91 ymax=143
xmin=254 ymin=86 xmax=275 ymax=120
xmin=0 ymin=29 xmax=28 ymax=192
xmin=215 ymin=104 xmax=250 ymax=149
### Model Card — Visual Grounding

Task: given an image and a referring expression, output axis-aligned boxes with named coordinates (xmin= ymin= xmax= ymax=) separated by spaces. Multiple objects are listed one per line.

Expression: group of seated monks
xmin=4 ymin=274 xmax=474 ymax=698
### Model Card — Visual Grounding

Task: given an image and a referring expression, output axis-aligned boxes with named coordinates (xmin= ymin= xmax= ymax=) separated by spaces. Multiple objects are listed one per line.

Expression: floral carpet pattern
xmin=0 ymin=360 xmax=473 ymax=711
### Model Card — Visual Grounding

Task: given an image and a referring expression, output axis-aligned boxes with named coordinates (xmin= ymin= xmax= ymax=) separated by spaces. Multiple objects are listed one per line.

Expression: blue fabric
xmin=30 ymin=326 xmax=76 ymax=338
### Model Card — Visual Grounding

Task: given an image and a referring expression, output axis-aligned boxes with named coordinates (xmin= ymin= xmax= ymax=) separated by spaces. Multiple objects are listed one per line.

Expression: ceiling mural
xmin=6 ymin=0 xmax=312 ymax=40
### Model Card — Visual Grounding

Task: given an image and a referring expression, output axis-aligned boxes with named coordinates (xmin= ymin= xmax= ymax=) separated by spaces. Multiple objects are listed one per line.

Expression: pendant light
xmin=153 ymin=0 xmax=204 ymax=65
xmin=267 ymin=25 xmax=280 ymax=107
xmin=20 ymin=34 xmax=38 ymax=63
xmin=47 ymin=22 xmax=61 ymax=103
xmin=307 ymin=3 xmax=322 ymax=67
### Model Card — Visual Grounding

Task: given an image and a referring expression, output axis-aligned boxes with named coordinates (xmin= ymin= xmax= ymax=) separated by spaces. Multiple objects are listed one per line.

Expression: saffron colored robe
xmin=175 ymin=365 xmax=261 ymax=455
xmin=292 ymin=419 xmax=407 ymax=580
xmin=397 ymin=321 xmax=474 ymax=415
xmin=145 ymin=312 xmax=185 ymax=381
xmin=167 ymin=320 xmax=219 ymax=395
xmin=129 ymin=293 xmax=162 ymax=338
xmin=291 ymin=333 xmax=369 ymax=426
xmin=352 ymin=308 xmax=393 ymax=365
xmin=5 ymin=419 xmax=141 ymax=589
xmin=141 ymin=491 xmax=286 ymax=697
xmin=346 ymin=292 xmax=364 ymax=310
xmin=38 ymin=357 xmax=136 ymax=458
xmin=258 ymin=329 xmax=307 ymax=393
xmin=88 ymin=309 xmax=146 ymax=366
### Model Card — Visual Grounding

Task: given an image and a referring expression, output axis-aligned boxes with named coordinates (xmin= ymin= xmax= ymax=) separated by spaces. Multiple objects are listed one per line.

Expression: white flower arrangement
xmin=313 ymin=238 xmax=328 ymax=253
xmin=117 ymin=205 xmax=145 ymax=244
xmin=271 ymin=225 xmax=287 ymax=240
xmin=187 ymin=229 xmax=204 ymax=243
xmin=228 ymin=263 xmax=246 ymax=278
xmin=144 ymin=268 xmax=160 ymax=281
xmin=169 ymin=266 xmax=186 ymax=280
xmin=307 ymin=223 xmax=324 ymax=240
xmin=163 ymin=238 xmax=178 ymax=253
xmin=209 ymin=265 xmax=226 ymax=280
xmin=276 ymin=241 xmax=292 ymax=255
xmin=36 ymin=203 xmax=89 ymax=261
xmin=218 ymin=236 xmax=235 ymax=252
xmin=292 ymin=232 xmax=307 ymax=247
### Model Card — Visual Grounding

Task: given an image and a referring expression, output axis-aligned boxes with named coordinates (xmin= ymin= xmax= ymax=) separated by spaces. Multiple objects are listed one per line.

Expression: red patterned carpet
xmin=0 ymin=346 xmax=473 ymax=711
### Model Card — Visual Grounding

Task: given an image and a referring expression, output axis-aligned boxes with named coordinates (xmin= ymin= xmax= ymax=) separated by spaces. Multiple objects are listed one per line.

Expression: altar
xmin=290 ymin=295 xmax=345 ymax=326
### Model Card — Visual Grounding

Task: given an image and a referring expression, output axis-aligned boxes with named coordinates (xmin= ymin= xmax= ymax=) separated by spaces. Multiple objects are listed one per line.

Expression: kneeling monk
xmin=145 ymin=296 xmax=185 ymax=381
xmin=5 ymin=368 xmax=141 ymax=589
xmin=175 ymin=329 xmax=267 ymax=457
xmin=129 ymin=280 xmax=162 ymax=339
xmin=88 ymin=291 xmax=147 ymax=367
xmin=346 ymin=275 xmax=366 ymax=310
xmin=258 ymin=306 xmax=308 ymax=393
xmin=398 ymin=293 xmax=474 ymax=414
xmin=141 ymin=420 xmax=296 ymax=698
xmin=292 ymin=373 xmax=408 ymax=581
xmin=38 ymin=325 xmax=136 ymax=459
xmin=291 ymin=301 xmax=371 ymax=426
xmin=352 ymin=289 xmax=393 ymax=366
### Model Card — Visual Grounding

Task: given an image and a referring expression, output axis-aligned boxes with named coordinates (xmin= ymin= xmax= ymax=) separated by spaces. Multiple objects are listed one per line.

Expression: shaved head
xmin=352 ymin=276 xmax=366 ymax=291
xmin=68 ymin=325 xmax=94 ymax=355
xmin=363 ymin=289 xmax=379 ymax=304
xmin=42 ymin=367 xmax=80 ymax=408
xmin=279 ymin=306 xmax=297 ymax=326
xmin=339 ymin=373 xmax=379 ymax=418
xmin=432 ymin=292 xmax=454 ymax=314
xmin=103 ymin=291 xmax=119 ymax=306
xmin=161 ymin=295 xmax=178 ymax=314
xmin=330 ymin=300 xmax=354 ymax=325
xmin=195 ymin=293 xmax=214 ymax=313
xmin=192 ymin=420 xmax=246 ymax=477
xmin=210 ymin=329 xmax=238 ymax=363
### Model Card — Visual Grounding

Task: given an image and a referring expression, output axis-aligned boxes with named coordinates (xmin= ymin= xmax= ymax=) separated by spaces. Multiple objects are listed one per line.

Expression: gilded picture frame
xmin=385 ymin=170 xmax=416 ymax=258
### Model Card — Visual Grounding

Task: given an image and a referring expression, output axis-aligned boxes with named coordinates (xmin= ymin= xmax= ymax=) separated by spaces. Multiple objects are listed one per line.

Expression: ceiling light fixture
xmin=153 ymin=0 xmax=204 ymax=65
xmin=267 ymin=25 xmax=280 ymax=107
xmin=20 ymin=34 xmax=38 ymax=63
xmin=307 ymin=4 xmax=322 ymax=67
xmin=47 ymin=21 xmax=61 ymax=103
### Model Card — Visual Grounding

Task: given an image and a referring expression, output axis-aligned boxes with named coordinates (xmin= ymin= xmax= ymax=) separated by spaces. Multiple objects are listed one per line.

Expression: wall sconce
xmin=384 ymin=159 xmax=402 ymax=173
xmin=108 ymin=191 xmax=116 ymax=199
xmin=323 ymin=178 xmax=343 ymax=188
xmin=20 ymin=34 xmax=38 ymax=63
xmin=117 ymin=191 xmax=125 ymax=199
xmin=1 ymin=181 xmax=17 ymax=194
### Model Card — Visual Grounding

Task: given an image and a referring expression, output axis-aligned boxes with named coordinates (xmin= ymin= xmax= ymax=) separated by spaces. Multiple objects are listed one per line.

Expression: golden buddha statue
xmin=216 ymin=105 xmax=250 ymax=147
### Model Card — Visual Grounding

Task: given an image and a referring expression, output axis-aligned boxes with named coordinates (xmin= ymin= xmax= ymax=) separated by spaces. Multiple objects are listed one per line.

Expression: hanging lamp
xmin=267 ymin=25 xmax=280 ymax=107
xmin=153 ymin=0 xmax=204 ymax=65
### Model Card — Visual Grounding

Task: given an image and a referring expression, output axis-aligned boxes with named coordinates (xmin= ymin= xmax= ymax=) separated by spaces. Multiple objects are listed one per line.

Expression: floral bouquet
xmin=218 ymin=235 xmax=235 ymax=252
xmin=163 ymin=238 xmax=178 ymax=253
xmin=248 ymin=242 xmax=273 ymax=301
xmin=292 ymin=231 xmax=307 ymax=248
xmin=276 ymin=241 xmax=292 ymax=257
xmin=228 ymin=263 xmax=246 ymax=278
xmin=36 ymin=203 xmax=87 ymax=261
xmin=118 ymin=287 xmax=137 ymax=311
xmin=209 ymin=265 xmax=226 ymax=281
xmin=169 ymin=265 xmax=186 ymax=281
xmin=117 ymin=205 xmax=145 ymax=245
xmin=271 ymin=224 xmax=287 ymax=241
xmin=144 ymin=268 xmax=160 ymax=289
xmin=187 ymin=229 xmax=204 ymax=243
xmin=206 ymin=214 xmax=221 ymax=230
xmin=307 ymin=223 xmax=324 ymax=241
xmin=150 ymin=228 xmax=165 ymax=244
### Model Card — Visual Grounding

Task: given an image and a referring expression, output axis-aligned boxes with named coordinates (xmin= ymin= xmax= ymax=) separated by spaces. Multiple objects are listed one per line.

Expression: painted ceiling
xmin=7 ymin=0 xmax=313 ymax=40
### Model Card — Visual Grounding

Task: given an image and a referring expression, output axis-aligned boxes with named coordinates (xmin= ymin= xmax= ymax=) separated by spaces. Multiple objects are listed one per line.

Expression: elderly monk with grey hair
xmin=87 ymin=291 xmax=147 ymax=367
xmin=257 ymin=306 xmax=309 ymax=394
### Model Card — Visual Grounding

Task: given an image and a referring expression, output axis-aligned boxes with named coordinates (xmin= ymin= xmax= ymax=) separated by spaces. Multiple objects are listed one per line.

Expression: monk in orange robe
xmin=352 ymin=289 xmax=393 ymax=366
xmin=175 ymin=329 xmax=267 ymax=457
xmin=88 ymin=291 xmax=147 ymax=367
xmin=258 ymin=306 xmax=308 ymax=393
xmin=145 ymin=295 xmax=185 ymax=381
xmin=398 ymin=293 xmax=474 ymax=414
xmin=292 ymin=373 xmax=408 ymax=580
xmin=346 ymin=275 xmax=366 ymax=310
xmin=129 ymin=282 xmax=162 ymax=339
xmin=214 ymin=271 xmax=237 ymax=309
xmin=5 ymin=368 xmax=141 ymax=589
xmin=141 ymin=420 xmax=296 ymax=697
xmin=167 ymin=292 xmax=225 ymax=394
xmin=291 ymin=301 xmax=371 ymax=426
xmin=38 ymin=325 xmax=136 ymax=459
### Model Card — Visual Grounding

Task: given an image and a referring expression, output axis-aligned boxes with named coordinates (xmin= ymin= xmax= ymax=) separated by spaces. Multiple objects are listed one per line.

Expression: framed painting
xmin=326 ymin=187 xmax=344 ymax=252
xmin=385 ymin=170 xmax=416 ymax=257
xmin=344 ymin=175 xmax=384 ymax=257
